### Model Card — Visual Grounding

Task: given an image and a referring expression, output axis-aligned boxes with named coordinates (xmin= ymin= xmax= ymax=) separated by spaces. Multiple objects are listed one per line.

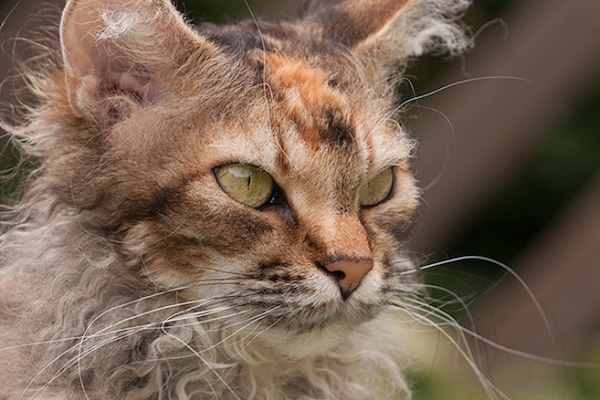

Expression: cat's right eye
xmin=214 ymin=164 xmax=275 ymax=208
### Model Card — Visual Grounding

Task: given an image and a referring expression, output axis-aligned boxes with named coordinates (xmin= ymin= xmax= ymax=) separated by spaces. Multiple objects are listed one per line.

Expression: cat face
xmin=40 ymin=0 xmax=465 ymax=358
xmin=112 ymin=46 xmax=419 ymax=357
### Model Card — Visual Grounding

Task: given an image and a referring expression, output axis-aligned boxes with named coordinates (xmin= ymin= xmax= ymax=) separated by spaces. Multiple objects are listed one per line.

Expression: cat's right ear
xmin=60 ymin=0 xmax=218 ymax=119
xmin=306 ymin=0 xmax=471 ymax=79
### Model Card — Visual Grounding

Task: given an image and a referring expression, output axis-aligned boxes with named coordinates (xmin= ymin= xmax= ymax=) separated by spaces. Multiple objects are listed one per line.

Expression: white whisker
xmin=417 ymin=255 xmax=553 ymax=344
xmin=398 ymin=76 xmax=532 ymax=110
xmin=394 ymin=299 xmax=511 ymax=400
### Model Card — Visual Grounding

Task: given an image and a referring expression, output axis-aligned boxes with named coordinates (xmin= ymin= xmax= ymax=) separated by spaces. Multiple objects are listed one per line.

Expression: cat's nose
xmin=324 ymin=259 xmax=374 ymax=300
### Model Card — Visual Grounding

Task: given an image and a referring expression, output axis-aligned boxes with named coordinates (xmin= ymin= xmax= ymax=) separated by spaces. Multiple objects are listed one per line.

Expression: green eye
xmin=359 ymin=167 xmax=393 ymax=207
xmin=215 ymin=164 xmax=274 ymax=208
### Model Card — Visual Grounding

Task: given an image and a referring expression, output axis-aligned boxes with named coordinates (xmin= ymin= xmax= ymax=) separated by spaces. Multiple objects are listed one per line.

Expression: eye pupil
xmin=215 ymin=164 xmax=275 ymax=208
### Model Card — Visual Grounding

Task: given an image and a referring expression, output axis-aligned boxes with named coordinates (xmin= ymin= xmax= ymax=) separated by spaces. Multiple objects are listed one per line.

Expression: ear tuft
xmin=308 ymin=0 xmax=472 ymax=74
xmin=370 ymin=0 xmax=473 ymax=57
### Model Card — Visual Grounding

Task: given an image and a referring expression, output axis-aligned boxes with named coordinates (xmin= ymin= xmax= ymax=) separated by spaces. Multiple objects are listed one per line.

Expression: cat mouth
xmin=239 ymin=290 xmax=384 ymax=334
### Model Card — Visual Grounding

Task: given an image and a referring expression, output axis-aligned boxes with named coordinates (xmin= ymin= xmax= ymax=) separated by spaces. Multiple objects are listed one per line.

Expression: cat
xmin=0 ymin=0 xmax=471 ymax=398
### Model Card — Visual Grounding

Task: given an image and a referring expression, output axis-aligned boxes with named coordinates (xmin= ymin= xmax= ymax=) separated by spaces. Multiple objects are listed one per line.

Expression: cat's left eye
xmin=359 ymin=167 xmax=393 ymax=207
xmin=214 ymin=164 xmax=275 ymax=208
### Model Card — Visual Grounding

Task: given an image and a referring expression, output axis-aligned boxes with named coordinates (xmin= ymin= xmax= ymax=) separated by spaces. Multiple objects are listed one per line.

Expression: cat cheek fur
xmin=0 ymin=0 xmax=472 ymax=398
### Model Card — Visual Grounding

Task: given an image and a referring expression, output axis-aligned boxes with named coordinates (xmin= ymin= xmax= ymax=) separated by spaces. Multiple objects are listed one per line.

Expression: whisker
xmin=421 ymin=255 xmax=553 ymax=342
xmin=395 ymin=255 xmax=558 ymax=373
xmin=397 ymin=76 xmax=532 ymax=110
xmin=1 ymin=290 xmax=238 ymax=354
xmin=22 ymin=294 xmax=243 ymax=397
xmin=156 ymin=305 xmax=284 ymax=400
xmin=165 ymin=304 xmax=252 ymax=330
xmin=393 ymin=282 xmax=479 ymax=315
xmin=67 ymin=291 xmax=279 ymax=388
xmin=401 ymin=293 xmax=600 ymax=387
xmin=373 ymin=76 xmax=532 ymax=136
xmin=223 ymin=313 xmax=285 ymax=362
xmin=173 ymin=305 xmax=284 ymax=356
xmin=398 ymin=301 xmax=511 ymax=400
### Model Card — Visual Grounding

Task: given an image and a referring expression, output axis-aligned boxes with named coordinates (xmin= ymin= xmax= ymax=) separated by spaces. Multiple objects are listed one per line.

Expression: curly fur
xmin=0 ymin=209 xmax=416 ymax=399
xmin=0 ymin=0 xmax=471 ymax=399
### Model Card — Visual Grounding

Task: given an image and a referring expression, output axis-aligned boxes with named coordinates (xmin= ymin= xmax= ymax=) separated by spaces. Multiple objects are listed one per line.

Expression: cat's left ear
xmin=308 ymin=0 xmax=471 ymax=75
xmin=60 ymin=0 xmax=217 ymax=118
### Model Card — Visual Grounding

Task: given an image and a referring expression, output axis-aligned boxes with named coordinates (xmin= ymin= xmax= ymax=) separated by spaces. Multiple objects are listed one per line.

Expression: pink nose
xmin=324 ymin=259 xmax=374 ymax=300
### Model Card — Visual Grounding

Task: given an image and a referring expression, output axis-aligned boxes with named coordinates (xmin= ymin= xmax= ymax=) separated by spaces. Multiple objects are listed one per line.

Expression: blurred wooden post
xmin=409 ymin=0 xmax=600 ymax=376
xmin=411 ymin=0 xmax=600 ymax=255
xmin=476 ymin=173 xmax=600 ymax=358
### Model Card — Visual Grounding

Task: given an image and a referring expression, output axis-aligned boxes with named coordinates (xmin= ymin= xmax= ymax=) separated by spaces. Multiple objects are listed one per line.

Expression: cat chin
xmin=257 ymin=324 xmax=355 ymax=359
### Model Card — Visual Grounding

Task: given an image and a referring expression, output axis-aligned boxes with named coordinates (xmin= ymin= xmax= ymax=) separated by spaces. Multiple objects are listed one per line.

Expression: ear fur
xmin=60 ymin=0 xmax=215 ymax=118
xmin=309 ymin=0 xmax=471 ymax=75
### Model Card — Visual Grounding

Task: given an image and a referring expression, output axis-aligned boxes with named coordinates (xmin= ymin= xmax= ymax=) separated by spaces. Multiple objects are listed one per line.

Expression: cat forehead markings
xmin=255 ymin=52 xmax=410 ymax=175
xmin=261 ymin=52 xmax=356 ymax=152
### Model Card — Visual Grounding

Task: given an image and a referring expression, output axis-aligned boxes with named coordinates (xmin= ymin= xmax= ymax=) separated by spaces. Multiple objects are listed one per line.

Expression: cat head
xmin=25 ymin=0 xmax=470 ymax=357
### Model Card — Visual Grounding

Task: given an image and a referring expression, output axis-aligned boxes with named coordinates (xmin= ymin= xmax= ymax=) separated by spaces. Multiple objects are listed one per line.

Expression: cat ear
xmin=310 ymin=0 xmax=471 ymax=72
xmin=60 ymin=0 xmax=211 ymax=118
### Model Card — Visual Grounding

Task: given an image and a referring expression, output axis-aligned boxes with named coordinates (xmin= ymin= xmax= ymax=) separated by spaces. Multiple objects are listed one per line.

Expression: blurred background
xmin=1 ymin=0 xmax=599 ymax=398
